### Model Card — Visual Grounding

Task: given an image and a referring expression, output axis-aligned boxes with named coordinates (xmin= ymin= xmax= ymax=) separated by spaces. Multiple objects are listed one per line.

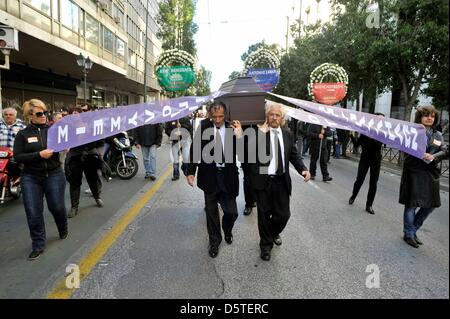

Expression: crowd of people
xmin=0 ymin=100 xmax=448 ymax=261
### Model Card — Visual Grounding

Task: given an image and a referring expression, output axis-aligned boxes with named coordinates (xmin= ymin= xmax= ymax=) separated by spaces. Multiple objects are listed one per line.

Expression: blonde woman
xmin=13 ymin=99 xmax=68 ymax=261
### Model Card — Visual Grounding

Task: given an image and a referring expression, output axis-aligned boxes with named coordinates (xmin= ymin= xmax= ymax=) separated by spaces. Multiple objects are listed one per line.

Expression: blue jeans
xmin=403 ymin=206 xmax=435 ymax=238
xmin=21 ymin=171 xmax=67 ymax=251
xmin=334 ymin=143 xmax=341 ymax=158
xmin=141 ymin=145 xmax=156 ymax=176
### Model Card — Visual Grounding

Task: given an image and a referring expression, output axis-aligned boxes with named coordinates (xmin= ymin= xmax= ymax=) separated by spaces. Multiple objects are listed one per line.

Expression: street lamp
xmin=76 ymin=53 xmax=93 ymax=103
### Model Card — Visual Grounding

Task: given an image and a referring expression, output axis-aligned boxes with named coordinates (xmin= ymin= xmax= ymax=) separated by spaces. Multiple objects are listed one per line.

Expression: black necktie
xmin=274 ymin=130 xmax=283 ymax=175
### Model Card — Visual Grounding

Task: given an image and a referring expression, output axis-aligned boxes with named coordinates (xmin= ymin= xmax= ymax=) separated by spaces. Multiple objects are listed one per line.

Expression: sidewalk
xmin=343 ymin=152 xmax=449 ymax=192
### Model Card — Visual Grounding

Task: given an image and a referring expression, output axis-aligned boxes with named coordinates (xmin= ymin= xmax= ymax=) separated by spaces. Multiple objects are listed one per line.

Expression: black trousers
xmin=241 ymin=163 xmax=256 ymax=208
xmin=352 ymin=157 xmax=381 ymax=206
xmin=255 ymin=175 xmax=290 ymax=252
xmin=67 ymin=156 xmax=102 ymax=208
xmin=203 ymin=171 xmax=238 ymax=247
xmin=309 ymin=144 xmax=329 ymax=178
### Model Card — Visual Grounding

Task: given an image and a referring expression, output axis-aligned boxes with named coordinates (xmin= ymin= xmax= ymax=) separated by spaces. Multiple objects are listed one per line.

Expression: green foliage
xmin=275 ymin=0 xmax=448 ymax=120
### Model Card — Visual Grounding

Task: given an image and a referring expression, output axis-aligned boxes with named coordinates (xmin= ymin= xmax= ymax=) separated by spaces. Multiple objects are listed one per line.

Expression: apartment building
xmin=0 ymin=0 xmax=162 ymax=113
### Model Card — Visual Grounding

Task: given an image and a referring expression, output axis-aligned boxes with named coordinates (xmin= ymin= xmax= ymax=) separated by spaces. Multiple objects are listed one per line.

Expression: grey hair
xmin=2 ymin=107 xmax=17 ymax=116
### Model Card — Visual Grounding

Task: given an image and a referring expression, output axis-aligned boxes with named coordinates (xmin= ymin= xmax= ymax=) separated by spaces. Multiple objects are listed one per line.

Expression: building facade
xmin=0 ymin=0 xmax=161 ymax=116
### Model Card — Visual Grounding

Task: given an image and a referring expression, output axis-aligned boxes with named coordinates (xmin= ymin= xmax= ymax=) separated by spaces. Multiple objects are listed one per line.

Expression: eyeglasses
xmin=34 ymin=111 xmax=48 ymax=117
xmin=81 ymin=108 xmax=89 ymax=112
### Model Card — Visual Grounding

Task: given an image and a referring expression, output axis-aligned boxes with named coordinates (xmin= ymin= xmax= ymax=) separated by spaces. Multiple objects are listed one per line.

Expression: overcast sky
xmin=194 ymin=0 xmax=332 ymax=91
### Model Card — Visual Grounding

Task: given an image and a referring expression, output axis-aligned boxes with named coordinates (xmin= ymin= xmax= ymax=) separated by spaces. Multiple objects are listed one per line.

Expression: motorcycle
xmin=0 ymin=147 xmax=21 ymax=204
xmin=104 ymin=131 xmax=139 ymax=180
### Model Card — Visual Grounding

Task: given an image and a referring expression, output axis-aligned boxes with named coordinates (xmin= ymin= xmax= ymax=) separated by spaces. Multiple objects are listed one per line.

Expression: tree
xmin=193 ymin=66 xmax=212 ymax=96
xmin=156 ymin=0 xmax=198 ymax=55
xmin=228 ymin=71 xmax=241 ymax=80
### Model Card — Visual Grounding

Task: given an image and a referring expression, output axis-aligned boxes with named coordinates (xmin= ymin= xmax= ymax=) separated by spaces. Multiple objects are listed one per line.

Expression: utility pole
xmin=143 ymin=0 xmax=149 ymax=103
xmin=299 ymin=0 xmax=303 ymax=37
xmin=285 ymin=16 xmax=289 ymax=53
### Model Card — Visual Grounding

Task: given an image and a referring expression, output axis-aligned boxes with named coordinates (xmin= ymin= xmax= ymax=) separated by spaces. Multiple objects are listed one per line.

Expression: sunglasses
xmin=34 ymin=111 xmax=49 ymax=117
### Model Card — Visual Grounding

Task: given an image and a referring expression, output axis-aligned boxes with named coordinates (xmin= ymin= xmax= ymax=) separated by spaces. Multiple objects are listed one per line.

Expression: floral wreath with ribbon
xmin=155 ymin=49 xmax=197 ymax=72
xmin=242 ymin=48 xmax=281 ymax=76
xmin=307 ymin=63 xmax=348 ymax=100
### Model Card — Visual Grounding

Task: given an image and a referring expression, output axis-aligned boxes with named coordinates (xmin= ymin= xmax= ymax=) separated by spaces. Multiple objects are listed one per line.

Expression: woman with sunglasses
xmin=13 ymin=99 xmax=68 ymax=261
xmin=399 ymin=105 xmax=449 ymax=248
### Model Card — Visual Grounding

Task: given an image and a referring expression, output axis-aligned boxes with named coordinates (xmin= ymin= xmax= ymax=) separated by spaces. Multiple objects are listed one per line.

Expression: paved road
xmin=0 ymin=142 xmax=448 ymax=299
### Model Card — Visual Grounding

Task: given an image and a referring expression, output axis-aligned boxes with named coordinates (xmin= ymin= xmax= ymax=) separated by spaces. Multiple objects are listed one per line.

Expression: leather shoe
xmin=414 ymin=235 xmax=423 ymax=245
xmin=403 ymin=236 xmax=419 ymax=248
xmin=273 ymin=235 xmax=282 ymax=246
xmin=208 ymin=245 xmax=219 ymax=258
xmin=225 ymin=235 xmax=233 ymax=245
xmin=95 ymin=198 xmax=104 ymax=207
xmin=349 ymin=196 xmax=355 ymax=205
xmin=323 ymin=176 xmax=333 ymax=182
xmin=260 ymin=251 xmax=271 ymax=261
xmin=243 ymin=206 xmax=253 ymax=216
xmin=365 ymin=206 xmax=375 ymax=214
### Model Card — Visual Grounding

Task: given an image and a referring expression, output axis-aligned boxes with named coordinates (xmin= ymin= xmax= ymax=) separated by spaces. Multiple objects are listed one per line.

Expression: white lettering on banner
xmin=163 ymin=105 xmax=172 ymax=117
xmin=172 ymin=102 xmax=189 ymax=118
xmin=307 ymin=114 xmax=321 ymax=125
xmin=93 ymin=119 xmax=104 ymax=136
xmin=394 ymin=124 xmax=404 ymax=145
xmin=403 ymin=125 xmax=411 ymax=148
xmin=76 ymin=127 xmax=86 ymax=135
xmin=377 ymin=120 xmax=387 ymax=138
xmin=367 ymin=118 xmax=377 ymax=135
xmin=411 ymin=127 xmax=419 ymax=151
xmin=356 ymin=116 xmax=366 ymax=128
xmin=128 ymin=112 xmax=138 ymax=126
xmin=58 ymin=125 xmax=68 ymax=143
xmin=145 ymin=110 xmax=155 ymax=123
xmin=384 ymin=121 xmax=396 ymax=142
xmin=111 ymin=117 xmax=121 ymax=132
xmin=349 ymin=113 xmax=361 ymax=127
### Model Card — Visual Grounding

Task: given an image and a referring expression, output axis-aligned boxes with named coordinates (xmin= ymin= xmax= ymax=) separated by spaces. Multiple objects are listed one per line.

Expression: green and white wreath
xmin=307 ymin=63 xmax=348 ymax=99
xmin=155 ymin=49 xmax=197 ymax=72
xmin=242 ymin=48 xmax=280 ymax=75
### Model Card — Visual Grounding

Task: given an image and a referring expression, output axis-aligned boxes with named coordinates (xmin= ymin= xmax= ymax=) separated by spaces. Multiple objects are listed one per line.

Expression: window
xmin=25 ymin=0 xmax=51 ymax=16
xmin=116 ymin=37 xmax=125 ymax=59
xmin=103 ymin=27 xmax=114 ymax=52
xmin=52 ymin=0 xmax=59 ymax=20
xmin=60 ymin=0 xmax=79 ymax=31
xmin=85 ymin=14 xmax=99 ymax=43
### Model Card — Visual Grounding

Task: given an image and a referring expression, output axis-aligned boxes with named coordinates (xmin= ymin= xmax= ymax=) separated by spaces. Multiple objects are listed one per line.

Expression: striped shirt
xmin=0 ymin=119 xmax=27 ymax=149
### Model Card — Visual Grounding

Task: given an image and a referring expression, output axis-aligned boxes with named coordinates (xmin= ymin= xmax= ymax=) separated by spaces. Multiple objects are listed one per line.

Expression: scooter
xmin=0 ymin=147 xmax=21 ymax=204
xmin=104 ymin=131 xmax=139 ymax=180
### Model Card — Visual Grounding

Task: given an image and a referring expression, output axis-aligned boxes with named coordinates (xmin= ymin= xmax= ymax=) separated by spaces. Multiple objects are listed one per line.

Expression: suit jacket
xmin=185 ymin=119 xmax=239 ymax=198
xmin=307 ymin=124 xmax=331 ymax=150
xmin=250 ymin=127 xmax=308 ymax=195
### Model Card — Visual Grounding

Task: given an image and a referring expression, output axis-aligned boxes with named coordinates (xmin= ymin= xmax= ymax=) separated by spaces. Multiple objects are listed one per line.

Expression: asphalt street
xmin=0 ymin=140 xmax=448 ymax=299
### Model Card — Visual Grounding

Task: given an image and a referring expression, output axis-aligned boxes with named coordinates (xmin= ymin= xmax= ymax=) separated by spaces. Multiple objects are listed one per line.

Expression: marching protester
xmin=1 ymin=107 xmax=27 ymax=148
xmin=348 ymin=113 xmax=385 ymax=215
xmin=13 ymin=99 xmax=68 ymax=261
xmin=65 ymin=103 xmax=105 ymax=218
xmin=165 ymin=117 xmax=192 ymax=181
xmin=133 ymin=123 xmax=162 ymax=180
xmin=250 ymin=102 xmax=311 ymax=261
xmin=307 ymin=123 xmax=333 ymax=182
xmin=399 ymin=106 xmax=449 ymax=248
xmin=185 ymin=101 xmax=242 ymax=258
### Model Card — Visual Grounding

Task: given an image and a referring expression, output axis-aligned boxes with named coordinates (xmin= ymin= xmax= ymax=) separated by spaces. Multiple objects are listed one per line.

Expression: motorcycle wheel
xmin=116 ymin=157 xmax=138 ymax=180
xmin=11 ymin=184 xmax=21 ymax=200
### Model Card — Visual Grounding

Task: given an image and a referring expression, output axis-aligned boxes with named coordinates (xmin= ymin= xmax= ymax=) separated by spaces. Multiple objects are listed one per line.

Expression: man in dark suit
xmin=185 ymin=101 xmax=242 ymax=258
xmin=307 ymin=123 xmax=333 ymax=182
xmin=165 ymin=117 xmax=193 ymax=181
xmin=250 ymin=102 xmax=311 ymax=261
xmin=348 ymin=113 xmax=385 ymax=214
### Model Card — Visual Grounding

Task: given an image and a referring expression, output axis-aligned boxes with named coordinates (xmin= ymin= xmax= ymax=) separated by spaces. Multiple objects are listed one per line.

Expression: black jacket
xmin=185 ymin=119 xmax=239 ymax=198
xmin=133 ymin=124 xmax=162 ymax=147
xmin=164 ymin=117 xmax=193 ymax=143
xmin=399 ymin=129 xmax=449 ymax=208
xmin=250 ymin=127 xmax=308 ymax=195
xmin=351 ymin=134 xmax=383 ymax=161
xmin=13 ymin=123 xmax=62 ymax=177
xmin=307 ymin=124 xmax=331 ymax=150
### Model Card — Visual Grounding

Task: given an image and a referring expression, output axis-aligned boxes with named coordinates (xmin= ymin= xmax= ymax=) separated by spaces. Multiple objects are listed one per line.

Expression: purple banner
xmin=48 ymin=91 xmax=427 ymax=159
xmin=271 ymin=93 xmax=427 ymax=159
xmin=47 ymin=92 xmax=223 ymax=152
